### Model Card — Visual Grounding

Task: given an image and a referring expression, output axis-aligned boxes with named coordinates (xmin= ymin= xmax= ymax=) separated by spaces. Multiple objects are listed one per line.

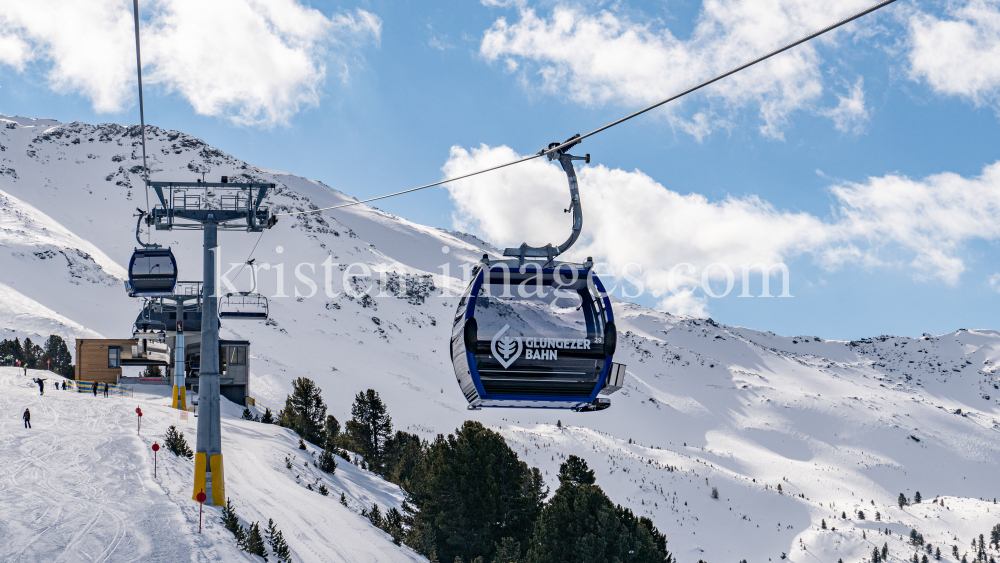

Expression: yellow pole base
xmin=209 ymin=454 xmax=225 ymax=506
xmin=192 ymin=453 xmax=225 ymax=506
xmin=192 ymin=453 xmax=207 ymax=501
xmin=172 ymin=386 xmax=188 ymax=410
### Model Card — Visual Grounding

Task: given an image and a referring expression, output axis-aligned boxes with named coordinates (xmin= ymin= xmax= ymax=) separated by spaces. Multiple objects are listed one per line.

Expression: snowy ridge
xmin=2 ymin=114 xmax=999 ymax=562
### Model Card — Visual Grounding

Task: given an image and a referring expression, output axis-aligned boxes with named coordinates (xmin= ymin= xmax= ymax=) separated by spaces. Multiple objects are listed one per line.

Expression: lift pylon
xmin=145 ymin=179 xmax=275 ymax=506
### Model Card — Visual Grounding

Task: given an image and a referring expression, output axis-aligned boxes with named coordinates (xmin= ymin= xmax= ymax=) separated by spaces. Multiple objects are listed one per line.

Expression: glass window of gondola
xmin=128 ymin=249 xmax=177 ymax=294
xmin=470 ymin=264 xmax=609 ymax=397
xmin=130 ymin=250 xmax=176 ymax=277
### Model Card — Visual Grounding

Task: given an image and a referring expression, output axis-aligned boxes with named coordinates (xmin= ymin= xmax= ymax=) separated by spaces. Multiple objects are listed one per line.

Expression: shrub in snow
xmin=164 ymin=425 xmax=193 ymax=458
xmin=318 ymin=448 xmax=337 ymax=473
xmin=266 ymin=519 xmax=291 ymax=563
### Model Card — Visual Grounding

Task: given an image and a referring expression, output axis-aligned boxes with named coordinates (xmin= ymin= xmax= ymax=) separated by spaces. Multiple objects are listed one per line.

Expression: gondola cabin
xmin=451 ymin=261 xmax=625 ymax=411
xmin=127 ymin=248 xmax=177 ymax=296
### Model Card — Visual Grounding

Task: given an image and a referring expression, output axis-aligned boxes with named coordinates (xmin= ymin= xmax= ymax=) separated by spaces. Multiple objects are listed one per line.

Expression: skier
xmin=23 ymin=408 xmax=30 ymax=429
xmin=92 ymin=381 xmax=98 ymax=397
xmin=33 ymin=377 xmax=45 ymax=395
xmin=62 ymin=381 xmax=67 ymax=391
xmin=103 ymin=383 xmax=109 ymax=398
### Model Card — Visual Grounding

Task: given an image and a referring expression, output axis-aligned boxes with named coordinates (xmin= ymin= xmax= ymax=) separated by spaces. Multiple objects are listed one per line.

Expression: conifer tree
xmin=915 ymin=491 xmax=922 ymax=503
xmin=842 ymin=511 xmax=847 ymax=519
xmin=384 ymin=507 xmax=404 ymax=545
xmin=821 ymin=519 xmax=827 ymax=530
xmin=221 ymin=498 xmax=245 ymax=544
xmin=346 ymin=389 xmax=393 ymax=471
xmin=525 ymin=456 xmax=671 ymax=563
xmin=404 ymin=421 xmax=545 ymax=563
xmin=319 ymin=448 xmax=338 ymax=473
xmin=261 ymin=408 xmax=274 ymax=424
xmin=22 ymin=337 xmax=42 ymax=369
xmin=266 ymin=521 xmax=291 ymax=563
xmin=899 ymin=493 xmax=908 ymax=509
xmin=858 ymin=510 xmax=866 ymax=520
xmin=492 ymin=538 xmax=521 ymax=563
xmin=243 ymin=522 xmax=267 ymax=559
xmin=558 ymin=455 xmax=595 ymax=486
xmin=242 ymin=406 xmax=255 ymax=420
xmin=279 ymin=377 xmax=327 ymax=444
xmin=41 ymin=335 xmax=74 ymax=377
xmin=164 ymin=425 xmax=194 ymax=458
xmin=340 ymin=492 xmax=348 ymax=507
xmin=365 ymin=503 xmax=384 ymax=529
xmin=382 ymin=430 xmax=424 ymax=485
xmin=935 ymin=547 xmax=941 ymax=560
xmin=883 ymin=543 xmax=889 ymax=560
xmin=324 ymin=414 xmax=341 ymax=447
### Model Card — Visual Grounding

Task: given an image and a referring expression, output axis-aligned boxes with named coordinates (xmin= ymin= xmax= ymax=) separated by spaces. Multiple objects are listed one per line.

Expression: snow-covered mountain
xmin=2 ymin=113 xmax=999 ymax=563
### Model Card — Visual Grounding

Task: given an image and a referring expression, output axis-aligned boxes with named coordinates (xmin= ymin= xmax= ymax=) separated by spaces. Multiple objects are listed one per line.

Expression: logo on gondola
xmin=490 ymin=324 xmax=522 ymax=369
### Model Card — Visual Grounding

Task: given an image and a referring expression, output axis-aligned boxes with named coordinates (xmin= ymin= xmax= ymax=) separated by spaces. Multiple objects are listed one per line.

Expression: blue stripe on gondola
xmin=465 ymin=268 xmax=488 ymax=399
xmin=588 ymin=273 xmax=614 ymax=402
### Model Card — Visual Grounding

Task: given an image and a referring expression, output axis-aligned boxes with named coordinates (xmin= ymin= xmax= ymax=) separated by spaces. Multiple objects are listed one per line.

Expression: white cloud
xmin=990 ymin=273 xmax=1000 ymax=292
xmin=443 ymin=145 xmax=1000 ymax=315
xmin=909 ymin=0 xmax=1000 ymax=109
xmin=480 ymin=1 xmax=882 ymax=139
xmin=819 ymin=77 xmax=870 ymax=133
xmin=0 ymin=1 xmax=136 ymax=112
xmin=0 ymin=0 xmax=380 ymax=125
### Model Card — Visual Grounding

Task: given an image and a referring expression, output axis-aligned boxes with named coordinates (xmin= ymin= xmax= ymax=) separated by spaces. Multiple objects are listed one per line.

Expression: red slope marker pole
xmin=152 ymin=442 xmax=159 ymax=478
xmin=136 ymin=406 xmax=143 ymax=435
xmin=196 ymin=491 xmax=207 ymax=533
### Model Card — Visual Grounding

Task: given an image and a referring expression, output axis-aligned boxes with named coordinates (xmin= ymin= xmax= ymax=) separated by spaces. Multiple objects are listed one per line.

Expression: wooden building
xmin=75 ymin=339 xmax=137 ymax=383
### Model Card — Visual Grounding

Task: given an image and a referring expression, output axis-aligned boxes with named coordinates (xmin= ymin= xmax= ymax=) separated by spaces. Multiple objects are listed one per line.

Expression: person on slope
xmin=62 ymin=381 xmax=67 ymax=391
xmin=92 ymin=381 xmax=98 ymax=397
xmin=23 ymin=408 xmax=30 ymax=429
xmin=103 ymin=383 xmax=109 ymax=398
xmin=33 ymin=377 xmax=45 ymax=396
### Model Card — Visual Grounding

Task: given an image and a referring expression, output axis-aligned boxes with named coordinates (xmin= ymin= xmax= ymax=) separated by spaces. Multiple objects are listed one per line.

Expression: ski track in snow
xmin=0 ymin=368 xmax=424 ymax=563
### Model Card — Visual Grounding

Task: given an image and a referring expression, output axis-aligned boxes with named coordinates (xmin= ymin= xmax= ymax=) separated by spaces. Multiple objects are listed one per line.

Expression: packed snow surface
xmin=2 ymin=113 xmax=1000 ymax=562
xmin=0 ymin=368 xmax=419 ymax=562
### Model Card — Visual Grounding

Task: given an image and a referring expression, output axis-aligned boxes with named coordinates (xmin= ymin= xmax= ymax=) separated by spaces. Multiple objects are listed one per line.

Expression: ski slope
xmin=0 ymin=367 xmax=422 ymax=563
xmin=2 ymin=113 xmax=1000 ymax=562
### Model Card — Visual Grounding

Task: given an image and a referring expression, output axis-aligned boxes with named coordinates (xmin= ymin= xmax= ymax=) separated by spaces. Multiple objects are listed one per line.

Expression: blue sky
xmin=3 ymin=0 xmax=1000 ymax=340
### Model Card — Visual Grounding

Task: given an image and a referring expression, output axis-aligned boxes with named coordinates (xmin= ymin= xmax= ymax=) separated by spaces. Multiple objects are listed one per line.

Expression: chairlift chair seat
xmin=219 ymin=292 xmax=268 ymax=320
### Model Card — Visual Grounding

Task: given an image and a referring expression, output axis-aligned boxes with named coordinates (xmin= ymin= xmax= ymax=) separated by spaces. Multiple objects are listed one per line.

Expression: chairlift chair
xmin=450 ymin=138 xmax=624 ymax=411
xmin=219 ymin=259 xmax=269 ymax=320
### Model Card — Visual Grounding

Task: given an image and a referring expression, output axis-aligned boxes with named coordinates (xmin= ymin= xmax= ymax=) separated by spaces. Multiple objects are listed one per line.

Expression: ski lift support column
xmin=168 ymin=281 xmax=203 ymax=411
xmin=147 ymin=179 xmax=276 ymax=507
